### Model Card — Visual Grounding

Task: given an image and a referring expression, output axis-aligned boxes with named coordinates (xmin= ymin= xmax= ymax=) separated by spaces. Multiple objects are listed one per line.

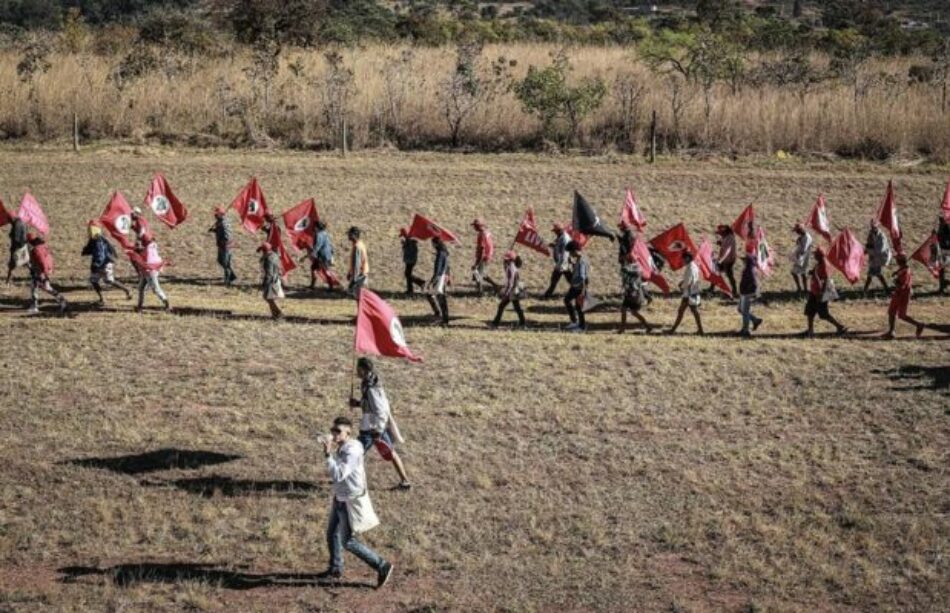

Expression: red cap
xmin=214 ymin=206 xmax=226 ymax=217
xmin=503 ymin=250 xmax=516 ymax=261
xmin=398 ymin=227 xmax=408 ymax=238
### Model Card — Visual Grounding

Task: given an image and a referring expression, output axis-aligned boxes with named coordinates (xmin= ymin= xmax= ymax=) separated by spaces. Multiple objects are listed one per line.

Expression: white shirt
xmin=680 ymin=261 xmax=701 ymax=297
xmin=326 ymin=439 xmax=366 ymax=502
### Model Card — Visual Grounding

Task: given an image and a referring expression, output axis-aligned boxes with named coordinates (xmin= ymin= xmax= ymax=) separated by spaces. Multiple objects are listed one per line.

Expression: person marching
xmin=884 ymin=254 xmax=931 ymax=339
xmin=616 ymin=221 xmax=635 ymax=267
xmin=317 ymin=415 xmax=395 ymax=588
xmin=25 ymin=232 xmax=66 ymax=314
xmin=471 ymin=219 xmax=499 ymax=296
xmin=564 ymin=241 xmax=589 ymax=333
xmin=937 ymin=216 xmax=950 ymax=294
xmin=399 ymin=228 xmax=425 ymax=296
xmin=543 ymin=223 xmax=571 ymax=299
xmin=259 ymin=241 xmax=283 ymax=319
xmin=714 ymin=225 xmax=738 ymax=298
xmin=738 ymin=253 xmax=763 ymax=337
xmin=668 ymin=250 xmax=704 ymax=335
xmin=491 ymin=250 xmax=526 ymax=329
xmin=81 ymin=220 xmax=132 ymax=306
xmin=309 ymin=220 xmax=340 ymax=291
xmin=803 ymin=247 xmax=847 ymax=337
xmin=425 ymin=236 xmax=450 ymax=326
xmin=5 ymin=214 xmax=28 ymax=283
xmin=617 ymin=253 xmax=653 ymax=334
xmin=130 ymin=207 xmax=152 ymax=243
xmin=131 ymin=234 xmax=170 ymax=312
xmin=790 ymin=223 xmax=813 ymax=296
xmin=863 ymin=220 xmax=891 ymax=295
xmin=348 ymin=357 xmax=412 ymax=490
xmin=208 ymin=207 xmax=237 ymax=286
xmin=346 ymin=226 xmax=369 ymax=298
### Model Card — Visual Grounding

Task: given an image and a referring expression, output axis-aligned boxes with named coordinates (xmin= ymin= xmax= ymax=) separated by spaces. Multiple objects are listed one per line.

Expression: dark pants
xmin=721 ymin=261 xmax=737 ymax=297
xmin=217 ymin=247 xmax=236 ymax=285
xmin=544 ymin=269 xmax=570 ymax=298
xmin=564 ymin=286 xmax=585 ymax=328
xmin=427 ymin=293 xmax=449 ymax=324
xmin=404 ymin=263 xmax=424 ymax=294
xmin=493 ymin=297 xmax=525 ymax=326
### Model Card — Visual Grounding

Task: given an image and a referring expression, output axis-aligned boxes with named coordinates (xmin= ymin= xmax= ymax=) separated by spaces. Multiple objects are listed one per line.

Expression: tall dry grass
xmin=0 ymin=43 xmax=948 ymax=160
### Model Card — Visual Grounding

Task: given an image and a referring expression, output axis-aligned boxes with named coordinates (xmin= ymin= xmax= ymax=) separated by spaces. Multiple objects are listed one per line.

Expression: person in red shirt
xmin=25 ymin=233 xmax=66 ymax=314
xmin=803 ymin=247 xmax=847 ymax=337
xmin=471 ymin=219 xmax=499 ymax=296
xmin=884 ymin=254 xmax=930 ymax=339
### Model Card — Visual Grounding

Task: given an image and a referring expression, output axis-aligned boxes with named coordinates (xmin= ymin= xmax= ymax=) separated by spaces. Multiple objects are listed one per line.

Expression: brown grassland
xmin=0 ymin=147 xmax=948 ymax=611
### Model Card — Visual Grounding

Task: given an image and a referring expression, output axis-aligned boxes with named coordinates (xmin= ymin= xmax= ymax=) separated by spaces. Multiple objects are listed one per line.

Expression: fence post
xmin=649 ymin=110 xmax=657 ymax=164
xmin=73 ymin=112 xmax=79 ymax=153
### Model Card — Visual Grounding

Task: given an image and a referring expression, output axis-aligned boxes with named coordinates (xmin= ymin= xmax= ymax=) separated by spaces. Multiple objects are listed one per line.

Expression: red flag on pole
xmin=940 ymin=178 xmax=950 ymax=222
xmin=804 ymin=194 xmax=832 ymax=243
xmin=620 ymin=187 xmax=646 ymax=231
xmin=631 ymin=233 xmax=670 ymax=294
xmin=910 ymin=233 xmax=941 ymax=279
xmin=649 ymin=223 xmax=698 ymax=271
xmin=564 ymin=223 xmax=590 ymax=250
xmin=145 ymin=173 xmax=188 ymax=228
xmin=17 ymin=192 xmax=49 ymax=236
xmin=876 ymin=180 xmax=902 ymax=254
xmin=0 ymin=197 xmax=11 ymax=227
xmin=732 ymin=204 xmax=756 ymax=240
xmin=99 ymin=191 xmax=135 ymax=250
xmin=514 ymin=207 xmax=550 ymax=257
xmin=697 ymin=237 xmax=733 ymax=297
xmin=827 ymin=228 xmax=866 ymax=284
xmin=267 ymin=223 xmax=296 ymax=276
xmin=354 ymin=288 xmax=422 ymax=363
xmin=748 ymin=226 xmax=775 ymax=276
xmin=231 ymin=178 xmax=269 ymax=233
xmin=282 ymin=198 xmax=320 ymax=252
xmin=406 ymin=213 xmax=460 ymax=244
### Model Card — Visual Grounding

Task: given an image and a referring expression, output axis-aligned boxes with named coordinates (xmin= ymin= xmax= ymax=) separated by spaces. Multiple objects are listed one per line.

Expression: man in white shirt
xmin=667 ymin=250 xmax=704 ymax=335
xmin=317 ymin=416 xmax=394 ymax=588
xmin=790 ymin=223 xmax=813 ymax=295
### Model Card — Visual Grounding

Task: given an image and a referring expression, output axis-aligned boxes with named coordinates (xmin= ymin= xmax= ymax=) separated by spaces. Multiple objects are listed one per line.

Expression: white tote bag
xmin=822 ymin=279 xmax=839 ymax=303
xmin=346 ymin=490 xmax=380 ymax=534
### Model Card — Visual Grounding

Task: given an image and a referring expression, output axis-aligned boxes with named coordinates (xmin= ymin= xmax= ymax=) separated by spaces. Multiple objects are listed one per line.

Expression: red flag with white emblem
xmin=99 ymin=191 xmax=135 ymax=250
xmin=355 ymin=288 xmax=422 ymax=363
xmin=406 ymin=214 xmax=460 ymax=244
xmin=941 ymin=178 xmax=950 ymax=223
xmin=17 ymin=192 xmax=49 ymax=236
xmin=827 ymin=228 xmax=866 ymax=284
xmin=620 ymin=187 xmax=646 ymax=231
xmin=732 ymin=204 xmax=756 ymax=241
xmin=876 ymin=180 xmax=902 ymax=254
xmin=231 ymin=178 xmax=269 ymax=233
xmin=910 ymin=233 xmax=940 ymax=279
xmin=630 ymin=232 xmax=670 ymax=295
xmin=697 ymin=237 xmax=733 ymax=297
xmin=282 ymin=198 xmax=320 ymax=252
xmin=267 ymin=223 xmax=296 ymax=276
xmin=747 ymin=226 xmax=775 ymax=276
xmin=804 ymin=194 xmax=832 ymax=243
xmin=514 ymin=207 xmax=550 ymax=257
xmin=649 ymin=223 xmax=698 ymax=271
xmin=145 ymin=173 xmax=188 ymax=228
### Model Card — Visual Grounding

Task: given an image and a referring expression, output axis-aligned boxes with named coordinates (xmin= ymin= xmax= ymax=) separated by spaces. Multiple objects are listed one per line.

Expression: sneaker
xmin=163 ymin=300 xmax=171 ymax=312
xmin=396 ymin=481 xmax=412 ymax=491
xmin=564 ymin=322 xmax=579 ymax=331
xmin=26 ymin=305 xmax=39 ymax=315
xmin=58 ymin=300 xmax=67 ymax=313
xmin=376 ymin=562 xmax=393 ymax=589
xmin=570 ymin=326 xmax=586 ymax=334
xmin=752 ymin=319 xmax=762 ymax=332
xmin=915 ymin=324 xmax=924 ymax=339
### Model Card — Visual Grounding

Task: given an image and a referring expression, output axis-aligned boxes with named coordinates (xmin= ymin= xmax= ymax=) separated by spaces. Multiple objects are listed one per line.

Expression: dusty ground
xmin=0 ymin=148 xmax=947 ymax=611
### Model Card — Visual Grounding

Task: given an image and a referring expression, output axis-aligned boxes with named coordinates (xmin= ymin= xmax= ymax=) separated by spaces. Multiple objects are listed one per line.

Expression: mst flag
xmin=572 ymin=191 xmax=615 ymax=241
xmin=99 ymin=191 xmax=135 ymax=250
xmin=697 ymin=237 xmax=733 ymax=297
xmin=827 ymin=228 xmax=866 ymax=284
xmin=876 ymin=180 xmax=902 ymax=254
xmin=732 ymin=204 xmax=756 ymax=240
xmin=749 ymin=226 xmax=775 ymax=276
xmin=406 ymin=213 xmax=460 ymax=244
xmin=620 ymin=187 xmax=646 ymax=231
xmin=804 ymin=194 xmax=832 ymax=242
xmin=282 ymin=198 xmax=320 ymax=252
xmin=941 ymin=178 xmax=950 ymax=222
xmin=267 ymin=223 xmax=296 ymax=276
xmin=910 ymin=233 xmax=940 ymax=279
xmin=145 ymin=173 xmax=188 ymax=228
xmin=514 ymin=207 xmax=550 ymax=257
xmin=231 ymin=178 xmax=269 ymax=233
xmin=649 ymin=223 xmax=697 ymax=271
xmin=631 ymin=233 xmax=670 ymax=294
xmin=17 ymin=192 xmax=49 ymax=236
xmin=0 ymin=198 xmax=11 ymax=227
xmin=355 ymin=288 xmax=422 ymax=363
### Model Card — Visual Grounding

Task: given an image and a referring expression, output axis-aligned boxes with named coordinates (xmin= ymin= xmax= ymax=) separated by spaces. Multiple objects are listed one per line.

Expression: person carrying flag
xmin=804 ymin=247 xmax=847 ymax=337
xmin=5 ymin=215 xmax=28 ymax=283
xmin=399 ymin=228 xmax=425 ymax=296
xmin=618 ymin=254 xmax=653 ymax=334
xmin=25 ymin=232 xmax=66 ymax=314
xmin=491 ymin=250 xmax=526 ymax=329
xmin=309 ymin=220 xmax=340 ymax=291
xmin=208 ymin=207 xmax=237 ymax=286
xmin=790 ymin=223 xmax=814 ymax=295
xmin=543 ymin=223 xmax=571 ymax=299
xmin=81 ymin=220 xmax=132 ymax=306
xmin=130 ymin=207 xmax=152 ymax=243
xmin=616 ymin=221 xmax=635 ymax=266
xmin=884 ymin=254 xmax=931 ymax=339
xmin=346 ymin=226 xmax=369 ymax=298
xmin=348 ymin=357 xmax=412 ymax=490
xmin=714 ymin=225 xmax=738 ymax=297
xmin=863 ymin=220 xmax=891 ymax=295
xmin=938 ymin=216 xmax=950 ymax=294
xmin=738 ymin=253 xmax=763 ymax=337
xmin=259 ymin=241 xmax=283 ymax=319
xmin=425 ymin=236 xmax=450 ymax=326
xmin=471 ymin=219 xmax=499 ymax=296
xmin=132 ymin=234 xmax=170 ymax=312
xmin=668 ymin=250 xmax=704 ymax=335
xmin=564 ymin=241 xmax=589 ymax=333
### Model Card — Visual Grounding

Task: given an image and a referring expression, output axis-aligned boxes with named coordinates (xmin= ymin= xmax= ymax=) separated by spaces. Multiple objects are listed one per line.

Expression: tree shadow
xmin=60 ymin=448 xmax=241 ymax=475
xmin=140 ymin=475 xmax=322 ymax=499
xmin=872 ymin=365 xmax=950 ymax=394
xmin=58 ymin=563 xmax=372 ymax=590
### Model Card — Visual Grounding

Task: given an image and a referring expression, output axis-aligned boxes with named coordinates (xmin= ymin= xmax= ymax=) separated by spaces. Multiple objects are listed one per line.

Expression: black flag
xmin=572 ymin=191 xmax=616 ymax=241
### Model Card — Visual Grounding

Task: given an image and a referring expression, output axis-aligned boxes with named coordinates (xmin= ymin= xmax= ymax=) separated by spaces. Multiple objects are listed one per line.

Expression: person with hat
xmin=738 ymin=252 xmax=763 ymax=337
xmin=884 ymin=254 xmax=930 ymax=339
xmin=208 ymin=206 xmax=237 ymax=286
xmin=668 ymin=250 xmax=704 ymax=335
xmin=81 ymin=220 xmax=132 ymax=306
xmin=131 ymin=234 xmax=170 ymax=312
xmin=714 ymin=224 xmax=738 ymax=297
xmin=471 ymin=219 xmax=499 ymax=296
xmin=863 ymin=219 xmax=891 ymax=295
xmin=317 ymin=415 xmax=395 ymax=588
xmin=346 ymin=226 xmax=369 ymax=299
xmin=425 ymin=236 xmax=450 ymax=326
xmin=25 ymin=232 xmax=66 ymax=314
xmin=618 ymin=253 xmax=653 ymax=334
xmin=259 ymin=241 xmax=283 ymax=318
xmin=564 ymin=241 xmax=589 ymax=332
xmin=399 ymin=228 xmax=424 ymax=296
xmin=308 ymin=220 xmax=341 ymax=291
xmin=130 ymin=207 xmax=152 ymax=245
xmin=804 ymin=247 xmax=847 ymax=337
xmin=348 ymin=357 xmax=412 ymax=490
xmin=5 ymin=214 xmax=28 ymax=284
xmin=790 ymin=223 xmax=813 ymax=295
xmin=543 ymin=223 xmax=572 ymax=298
xmin=491 ymin=250 xmax=526 ymax=329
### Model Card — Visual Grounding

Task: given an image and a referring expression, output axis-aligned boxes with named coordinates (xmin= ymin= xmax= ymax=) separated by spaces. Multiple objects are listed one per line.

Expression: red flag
xmin=748 ymin=226 xmax=775 ymax=276
xmin=876 ymin=180 xmax=902 ymax=254
xmin=145 ymin=173 xmax=188 ymax=228
xmin=827 ymin=228 xmax=866 ymax=284
xmin=620 ymin=187 xmax=647 ymax=231
xmin=0 ymin=197 xmax=13 ymax=227
xmin=514 ymin=207 xmax=550 ymax=257
xmin=231 ymin=178 xmax=269 ymax=233
xmin=697 ymin=237 xmax=733 ymax=297
xmin=406 ymin=214 xmax=460 ymax=244
xmin=282 ymin=198 xmax=320 ymax=252
xmin=732 ymin=204 xmax=756 ymax=240
xmin=17 ymin=192 xmax=49 ymax=235
xmin=99 ymin=191 xmax=135 ymax=250
xmin=564 ymin=223 xmax=590 ymax=249
xmin=267 ymin=223 xmax=296 ymax=276
xmin=354 ymin=288 xmax=422 ymax=363
xmin=804 ymin=194 xmax=832 ymax=243
xmin=940 ymin=178 xmax=950 ymax=223
xmin=910 ymin=233 xmax=941 ymax=279
xmin=649 ymin=223 xmax=697 ymax=271
xmin=29 ymin=241 xmax=54 ymax=275
xmin=631 ymin=233 xmax=670 ymax=295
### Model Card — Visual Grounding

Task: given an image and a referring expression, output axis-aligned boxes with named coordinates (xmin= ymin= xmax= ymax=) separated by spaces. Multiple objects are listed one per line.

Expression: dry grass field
xmin=0 ymin=147 xmax=948 ymax=611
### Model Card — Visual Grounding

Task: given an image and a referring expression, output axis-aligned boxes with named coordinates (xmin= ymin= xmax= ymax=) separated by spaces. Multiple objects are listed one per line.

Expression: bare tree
xmin=319 ymin=50 xmax=355 ymax=152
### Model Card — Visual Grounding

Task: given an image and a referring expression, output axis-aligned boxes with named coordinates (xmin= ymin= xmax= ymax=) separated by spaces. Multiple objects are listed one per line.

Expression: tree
xmin=216 ymin=0 xmax=326 ymax=47
xmin=437 ymin=41 xmax=510 ymax=147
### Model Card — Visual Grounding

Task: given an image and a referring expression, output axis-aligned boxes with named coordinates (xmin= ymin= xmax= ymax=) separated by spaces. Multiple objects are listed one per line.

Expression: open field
xmin=0 ymin=149 xmax=948 ymax=611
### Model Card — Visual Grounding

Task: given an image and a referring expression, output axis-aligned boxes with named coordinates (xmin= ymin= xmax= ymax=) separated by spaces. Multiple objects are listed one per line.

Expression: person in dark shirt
xmin=426 ymin=236 xmax=450 ymax=326
xmin=399 ymin=228 xmax=425 ymax=296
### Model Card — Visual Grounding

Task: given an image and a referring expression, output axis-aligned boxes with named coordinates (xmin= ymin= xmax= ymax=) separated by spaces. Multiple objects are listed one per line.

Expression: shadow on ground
xmin=140 ymin=474 xmax=322 ymax=498
xmin=60 ymin=448 xmax=241 ymax=475
xmin=872 ymin=365 xmax=950 ymax=394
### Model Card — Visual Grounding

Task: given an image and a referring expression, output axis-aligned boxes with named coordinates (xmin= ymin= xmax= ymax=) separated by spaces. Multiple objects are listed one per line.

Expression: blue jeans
xmin=326 ymin=499 xmax=384 ymax=573
xmin=739 ymin=295 xmax=761 ymax=332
